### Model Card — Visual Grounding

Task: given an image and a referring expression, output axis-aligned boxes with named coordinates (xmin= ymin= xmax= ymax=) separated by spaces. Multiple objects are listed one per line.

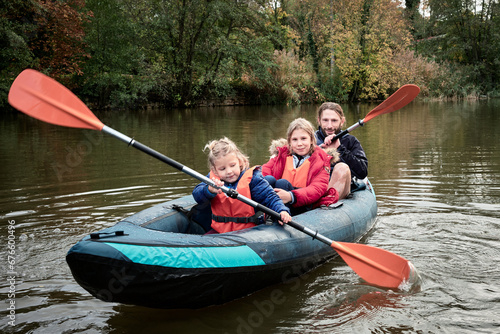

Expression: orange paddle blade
xmin=331 ymin=241 xmax=412 ymax=289
xmin=363 ymin=84 xmax=420 ymax=123
xmin=8 ymin=69 xmax=104 ymax=130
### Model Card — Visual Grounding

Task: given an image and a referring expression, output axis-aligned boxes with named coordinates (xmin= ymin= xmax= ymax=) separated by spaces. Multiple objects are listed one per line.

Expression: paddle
xmin=328 ymin=84 xmax=420 ymax=142
xmin=8 ymin=69 xmax=415 ymax=289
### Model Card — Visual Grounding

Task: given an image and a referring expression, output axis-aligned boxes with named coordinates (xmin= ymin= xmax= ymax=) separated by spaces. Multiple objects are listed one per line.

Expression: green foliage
xmin=0 ymin=0 xmax=37 ymax=108
xmin=415 ymin=0 xmax=500 ymax=97
xmin=317 ymin=66 xmax=349 ymax=102
xmin=120 ymin=0 xmax=283 ymax=107
xmin=2 ymin=0 xmax=499 ymax=110
xmin=426 ymin=62 xmax=486 ymax=99
xmin=79 ymin=0 xmax=150 ymax=108
xmin=78 ymin=72 xmax=152 ymax=109
xmin=324 ymin=0 xmax=416 ymax=100
xmin=243 ymin=50 xmax=324 ymax=105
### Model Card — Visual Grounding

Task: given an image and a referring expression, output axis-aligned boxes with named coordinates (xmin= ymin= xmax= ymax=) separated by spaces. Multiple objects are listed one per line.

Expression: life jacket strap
xmin=211 ymin=214 xmax=259 ymax=224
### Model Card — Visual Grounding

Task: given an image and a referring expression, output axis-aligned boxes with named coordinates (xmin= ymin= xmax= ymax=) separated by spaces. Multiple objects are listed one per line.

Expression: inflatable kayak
xmin=66 ymin=180 xmax=377 ymax=309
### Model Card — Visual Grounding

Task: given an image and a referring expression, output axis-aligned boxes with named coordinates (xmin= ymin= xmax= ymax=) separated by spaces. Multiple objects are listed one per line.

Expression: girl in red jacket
xmin=262 ymin=118 xmax=339 ymax=215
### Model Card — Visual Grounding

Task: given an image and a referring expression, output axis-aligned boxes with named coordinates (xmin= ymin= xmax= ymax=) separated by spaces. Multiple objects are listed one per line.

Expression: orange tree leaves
xmin=32 ymin=0 xmax=91 ymax=86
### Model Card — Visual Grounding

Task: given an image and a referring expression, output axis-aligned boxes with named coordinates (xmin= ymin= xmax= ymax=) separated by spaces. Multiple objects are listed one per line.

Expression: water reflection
xmin=305 ymin=285 xmax=408 ymax=327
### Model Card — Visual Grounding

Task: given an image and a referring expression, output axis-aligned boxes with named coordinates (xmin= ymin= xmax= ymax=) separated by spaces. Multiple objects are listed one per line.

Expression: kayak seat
xmin=140 ymin=203 xmax=211 ymax=235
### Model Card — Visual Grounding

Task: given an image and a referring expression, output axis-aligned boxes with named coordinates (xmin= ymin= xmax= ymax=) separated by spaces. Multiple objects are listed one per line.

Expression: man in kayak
xmin=315 ymin=102 xmax=368 ymax=199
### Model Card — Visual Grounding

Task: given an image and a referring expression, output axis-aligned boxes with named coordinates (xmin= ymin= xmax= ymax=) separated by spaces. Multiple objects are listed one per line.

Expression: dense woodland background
xmin=1 ymin=0 xmax=500 ymax=109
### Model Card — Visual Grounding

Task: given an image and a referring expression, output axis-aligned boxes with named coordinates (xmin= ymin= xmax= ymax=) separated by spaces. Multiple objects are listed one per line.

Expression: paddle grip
xmin=331 ymin=129 xmax=349 ymax=142
xmin=331 ymin=119 xmax=364 ymax=142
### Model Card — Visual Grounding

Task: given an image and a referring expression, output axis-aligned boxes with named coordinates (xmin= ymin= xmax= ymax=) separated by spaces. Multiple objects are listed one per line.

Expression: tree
xmin=329 ymin=0 xmax=413 ymax=100
xmin=79 ymin=0 xmax=149 ymax=107
xmin=423 ymin=0 xmax=500 ymax=93
xmin=31 ymin=0 xmax=91 ymax=86
xmin=0 ymin=0 xmax=37 ymax=107
xmin=405 ymin=0 xmax=421 ymax=36
xmin=361 ymin=0 xmax=413 ymax=98
xmin=285 ymin=0 xmax=331 ymax=74
xmin=125 ymin=0 xmax=280 ymax=106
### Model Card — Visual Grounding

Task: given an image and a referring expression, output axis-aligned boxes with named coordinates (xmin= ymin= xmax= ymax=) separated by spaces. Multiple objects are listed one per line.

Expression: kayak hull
xmin=66 ymin=181 xmax=377 ymax=309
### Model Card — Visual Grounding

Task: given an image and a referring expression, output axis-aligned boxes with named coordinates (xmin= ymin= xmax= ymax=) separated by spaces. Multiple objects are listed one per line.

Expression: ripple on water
xmin=370 ymin=212 xmax=500 ymax=333
xmin=270 ymin=211 xmax=500 ymax=333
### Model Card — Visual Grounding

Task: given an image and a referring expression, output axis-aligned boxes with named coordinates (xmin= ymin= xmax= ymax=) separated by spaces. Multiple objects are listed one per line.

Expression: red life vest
xmin=210 ymin=167 xmax=258 ymax=233
xmin=281 ymin=156 xmax=311 ymax=188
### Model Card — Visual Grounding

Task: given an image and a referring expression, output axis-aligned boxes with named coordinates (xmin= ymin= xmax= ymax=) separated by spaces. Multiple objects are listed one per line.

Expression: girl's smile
xmin=290 ymin=129 xmax=312 ymax=157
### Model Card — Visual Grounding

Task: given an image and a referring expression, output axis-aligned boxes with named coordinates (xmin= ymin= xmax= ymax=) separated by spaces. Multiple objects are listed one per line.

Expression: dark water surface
xmin=1 ymin=100 xmax=499 ymax=333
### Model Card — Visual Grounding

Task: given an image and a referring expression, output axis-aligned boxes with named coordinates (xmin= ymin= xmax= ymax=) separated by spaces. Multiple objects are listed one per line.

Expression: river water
xmin=1 ymin=99 xmax=499 ymax=333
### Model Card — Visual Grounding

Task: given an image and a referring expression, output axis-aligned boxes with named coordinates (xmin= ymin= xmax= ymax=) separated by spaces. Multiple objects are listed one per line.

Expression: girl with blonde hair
xmin=262 ymin=118 xmax=339 ymax=214
xmin=193 ymin=137 xmax=291 ymax=233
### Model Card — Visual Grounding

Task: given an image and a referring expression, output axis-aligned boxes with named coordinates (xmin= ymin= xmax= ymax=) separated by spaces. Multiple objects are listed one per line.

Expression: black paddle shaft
xmin=331 ymin=119 xmax=364 ymax=142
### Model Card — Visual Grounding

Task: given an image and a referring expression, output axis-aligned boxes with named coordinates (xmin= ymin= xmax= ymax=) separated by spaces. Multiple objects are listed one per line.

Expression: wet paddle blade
xmin=363 ymin=84 xmax=420 ymax=123
xmin=8 ymin=69 xmax=104 ymax=130
xmin=332 ymin=241 xmax=412 ymax=289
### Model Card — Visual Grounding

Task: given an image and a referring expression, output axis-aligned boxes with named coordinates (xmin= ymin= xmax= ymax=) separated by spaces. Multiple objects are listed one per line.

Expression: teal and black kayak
xmin=66 ymin=180 xmax=377 ymax=309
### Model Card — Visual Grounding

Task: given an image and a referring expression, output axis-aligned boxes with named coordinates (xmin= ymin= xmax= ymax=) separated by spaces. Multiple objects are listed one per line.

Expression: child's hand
xmin=208 ymin=178 xmax=224 ymax=194
xmin=274 ymin=188 xmax=292 ymax=203
xmin=279 ymin=211 xmax=292 ymax=225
